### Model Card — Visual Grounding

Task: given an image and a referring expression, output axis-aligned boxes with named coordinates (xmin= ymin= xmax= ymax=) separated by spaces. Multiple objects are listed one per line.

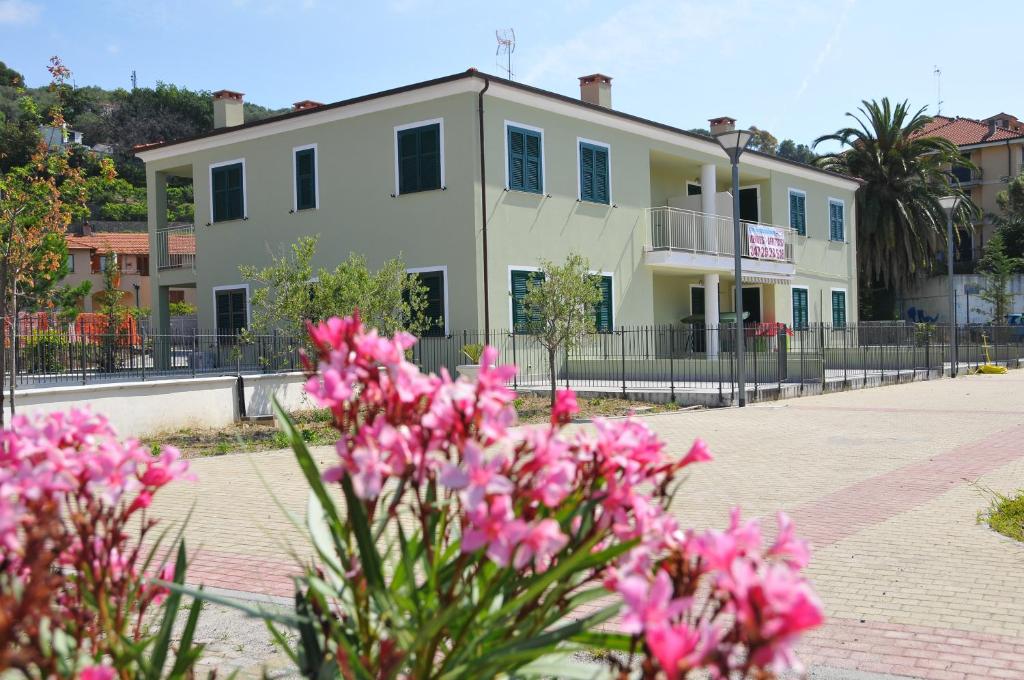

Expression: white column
xmin=703 ymin=273 xmax=720 ymax=358
xmin=700 ymin=163 xmax=718 ymax=252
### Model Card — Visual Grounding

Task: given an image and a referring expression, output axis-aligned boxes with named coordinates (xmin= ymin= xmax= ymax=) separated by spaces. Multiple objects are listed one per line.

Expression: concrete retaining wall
xmin=5 ymin=371 xmax=310 ymax=437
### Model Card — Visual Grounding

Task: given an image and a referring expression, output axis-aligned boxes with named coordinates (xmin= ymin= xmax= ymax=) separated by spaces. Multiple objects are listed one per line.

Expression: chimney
xmin=292 ymin=100 xmax=324 ymax=112
xmin=709 ymin=117 xmax=736 ymax=136
xmin=212 ymin=90 xmax=245 ymax=129
xmin=579 ymin=74 xmax=612 ymax=108
xmin=988 ymin=119 xmax=997 ymax=136
xmin=81 ymin=221 xmax=93 ymax=237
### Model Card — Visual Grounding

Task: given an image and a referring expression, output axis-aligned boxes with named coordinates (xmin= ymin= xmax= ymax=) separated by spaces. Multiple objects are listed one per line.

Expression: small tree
xmin=96 ymin=252 xmax=127 ymax=371
xmin=0 ymin=57 xmax=114 ymax=423
xmin=976 ymin=233 xmax=1021 ymax=323
xmin=240 ymin=235 xmax=431 ymax=339
xmin=991 ymin=173 xmax=1024 ymax=259
xmin=521 ymin=253 xmax=603 ymax=407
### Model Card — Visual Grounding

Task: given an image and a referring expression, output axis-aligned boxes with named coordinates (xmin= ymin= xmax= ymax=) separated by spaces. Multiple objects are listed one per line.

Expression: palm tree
xmin=814 ymin=99 xmax=976 ymax=296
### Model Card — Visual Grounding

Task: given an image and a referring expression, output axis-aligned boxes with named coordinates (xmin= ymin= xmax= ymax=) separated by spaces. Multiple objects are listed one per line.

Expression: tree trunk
xmin=8 ymin=278 xmax=15 ymax=419
xmin=548 ymin=347 xmax=557 ymax=408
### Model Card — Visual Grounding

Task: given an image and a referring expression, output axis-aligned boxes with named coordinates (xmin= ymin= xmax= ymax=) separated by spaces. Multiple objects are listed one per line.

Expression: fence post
xmin=669 ymin=325 xmax=676 ymax=403
xmin=511 ymin=329 xmax=518 ymax=391
xmin=140 ymin=325 xmax=147 ymax=381
xmin=925 ymin=327 xmax=930 ymax=379
xmin=777 ymin=324 xmax=787 ymax=391
xmin=620 ymin=326 xmax=627 ymax=397
xmin=192 ymin=329 xmax=197 ymax=379
xmin=819 ymin=324 xmax=826 ymax=392
xmin=81 ymin=333 xmax=87 ymax=385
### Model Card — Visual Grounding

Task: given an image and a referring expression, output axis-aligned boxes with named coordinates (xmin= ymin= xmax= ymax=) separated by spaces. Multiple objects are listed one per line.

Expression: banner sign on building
xmin=746 ymin=225 xmax=786 ymax=260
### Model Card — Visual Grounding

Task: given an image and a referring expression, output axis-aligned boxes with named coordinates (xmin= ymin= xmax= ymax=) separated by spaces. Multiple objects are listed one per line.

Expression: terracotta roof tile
xmin=66 ymin=233 xmax=195 ymax=256
xmin=913 ymin=116 xmax=1024 ymax=146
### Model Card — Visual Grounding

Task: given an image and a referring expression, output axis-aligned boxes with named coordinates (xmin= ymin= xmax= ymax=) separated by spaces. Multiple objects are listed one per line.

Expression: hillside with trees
xmin=0 ymin=59 xmax=286 ymax=221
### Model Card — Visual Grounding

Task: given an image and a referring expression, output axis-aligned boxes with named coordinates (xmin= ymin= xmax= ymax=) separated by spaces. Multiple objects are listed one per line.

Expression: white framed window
xmin=576 ymin=137 xmax=611 ymax=204
xmin=686 ymin=181 xmax=702 ymax=196
xmin=394 ymin=118 xmax=445 ymax=196
xmin=68 ymin=253 xmax=75 ymax=273
xmin=209 ymin=158 xmax=247 ymax=224
xmin=292 ymin=143 xmax=319 ymax=211
xmin=828 ymin=197 xmax=846 ymax=242
xmin=212 ymin=284 xmax=250 ymax=335
xmin=406 ymin=265 xmax=449 ymax=336
xmin=503 ymin=120 xmax=545 ymax=194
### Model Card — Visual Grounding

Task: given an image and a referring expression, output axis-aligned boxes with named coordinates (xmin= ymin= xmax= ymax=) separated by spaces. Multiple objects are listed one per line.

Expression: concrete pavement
xmin=150 ymin=369 xmax=1024 ymax=679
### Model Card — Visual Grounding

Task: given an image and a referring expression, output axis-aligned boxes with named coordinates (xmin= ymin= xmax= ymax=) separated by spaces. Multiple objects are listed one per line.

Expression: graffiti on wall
xmin=906 ymin=306 xmax=940 ymax=323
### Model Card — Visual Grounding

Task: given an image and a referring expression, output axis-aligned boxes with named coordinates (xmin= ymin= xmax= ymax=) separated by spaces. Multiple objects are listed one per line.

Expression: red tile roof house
xmin=901 ymin=113 xmax=1024 ymax=323
xmin=63 ymin=228 xmax=197 ymax=313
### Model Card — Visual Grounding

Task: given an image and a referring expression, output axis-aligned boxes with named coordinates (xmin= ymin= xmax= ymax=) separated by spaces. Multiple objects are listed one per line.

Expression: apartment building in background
xmin=903 ymin=113 xmax=1024 ymax=323
xmin=136 ymin=70 xmax=860 ymax=343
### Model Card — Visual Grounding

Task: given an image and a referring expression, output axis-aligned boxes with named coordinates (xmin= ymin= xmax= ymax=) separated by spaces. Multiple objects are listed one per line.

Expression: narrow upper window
xmin=578 ymin=140 xmax=610 ymax=204
xmin=831 ymin=290 xmax=847 ymax=328
xmin=211 ymin=162 xmax=245 ymax=222
xmin=68 ymin=254 xmax=75 ymax=273
xmin=396 ymin=122 xmax=441 ymax=194
xmin=294 ymin=146 xmax=317 ymax=210
xmin=829 ymin=199 xmax=845 ymax=241
xmin=789 ymin=190 xmax=807 ymax=236
xmin=595 ymin=275 xmax=613 ymax=332
xmin=507 ymin=125 xmax=543 ymax=193
xmin=792 ymin=288 xmax=809 ymax=330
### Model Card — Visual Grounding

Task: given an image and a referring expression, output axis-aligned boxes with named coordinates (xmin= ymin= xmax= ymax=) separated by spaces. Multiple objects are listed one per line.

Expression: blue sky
xmin=2 ymin=0 xmax=1019 ymax=148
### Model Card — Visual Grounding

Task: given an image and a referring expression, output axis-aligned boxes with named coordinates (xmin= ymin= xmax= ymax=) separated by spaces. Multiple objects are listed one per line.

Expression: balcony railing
xmin=156 ymin=225 xmax=196 ymax=271
xmin=646 ymin=206 xmax=795 ymax=264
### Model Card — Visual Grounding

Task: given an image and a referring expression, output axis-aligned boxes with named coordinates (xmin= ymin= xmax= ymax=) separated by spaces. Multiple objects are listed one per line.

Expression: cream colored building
xmin=137 ymin=72 xmax=860 ymax=341
xmin=903 ymin=113 xmax=1024 ymax=323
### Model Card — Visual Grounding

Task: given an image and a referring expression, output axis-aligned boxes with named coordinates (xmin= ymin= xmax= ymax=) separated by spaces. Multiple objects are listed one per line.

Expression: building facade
xmin=137 ymin=71 xmax=859 ymax=341
xmin=903 ymin=113 xmax=1024 ymax=323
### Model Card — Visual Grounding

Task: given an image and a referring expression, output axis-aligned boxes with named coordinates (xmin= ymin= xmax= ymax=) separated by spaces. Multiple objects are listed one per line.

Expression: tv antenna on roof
xmin=496 ymin=28 xmax=516 ymax=80
xmin=131 ymin=69 xmax=137 ymax=90
xmin=933 ymin=65 xmax=943 ymax=116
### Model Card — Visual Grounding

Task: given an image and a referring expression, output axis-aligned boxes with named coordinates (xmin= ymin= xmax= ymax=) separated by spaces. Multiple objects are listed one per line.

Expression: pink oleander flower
xmin=79 ymin=665 xmax=116 ymax=680
xmin=551 ymin=389 xmax=579 ymax=424
xmin=679 ymin=438 xmax=712 ymax=468
xmin=768 ymin=511 xmax=810 ymax=569
xmin=646 ymin=621 xmax=720 ymax=680
xmin=439 ymin=441 xmax=513 ymax=512
xmin=686 ymin=507 xmax=762 ymax=572
xmin=461 ymin=495 xmax=525 ymax=566
xmin=149 ymin=562 xmax=176 ymax=606
xmin=512 ymin=519 xmax=568 ymax=572
xmin=617 ymin=569 xmax=690 ymax=634
xmin=140 ymin=447 xmax=190 ymax=487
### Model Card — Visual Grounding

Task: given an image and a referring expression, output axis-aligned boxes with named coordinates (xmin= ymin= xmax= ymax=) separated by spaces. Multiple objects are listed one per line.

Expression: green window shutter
xmin=413 ymin=271 xmax=445 ymax=336
xmin=508 ymin=127 xmax=526 ymax=191
xmin=790 ymin=192 xmax=806 ymax=236
xmin=295 ymin=148 xmax=316 ymax=210
xmin=511 ymin=270 xmax=545 ymax=332
xmin=593 ymin=147 xmax=609 ymax=204
xmin=418 ymin=124 xmax=441 ymax=191
xmin=830 ymin=202 xmax=844 ymax=241
xmin=524 ymin=130 xmax=542 ymax=193
xmin=792 ymin=288 xmax=808 ymax=329
xmin=398 ymin=128 xmax=419 ymax=194
xmin=595 ymin=275 xmax=613 ymax=332
xmin=831 ymin=290 xmax=846 ymax=327
xmin=579 ymin=144 xmax=595 ymax=201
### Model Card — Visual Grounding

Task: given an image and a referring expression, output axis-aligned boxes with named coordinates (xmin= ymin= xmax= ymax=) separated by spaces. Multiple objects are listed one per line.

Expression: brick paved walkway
xmin=150 ymin=370 xmax=1024 ymax=679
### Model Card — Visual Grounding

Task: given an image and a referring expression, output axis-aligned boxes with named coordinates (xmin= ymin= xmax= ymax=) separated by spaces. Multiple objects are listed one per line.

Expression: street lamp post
xmin=938 ymin=195 xmax=960 ymax=377
xmin=713 ymin=128 xmax=754 ymax=406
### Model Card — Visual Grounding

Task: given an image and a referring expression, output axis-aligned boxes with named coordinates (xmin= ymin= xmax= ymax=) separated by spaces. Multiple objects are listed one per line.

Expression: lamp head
xmin=713 ymin=128 xmax=755 ymax=163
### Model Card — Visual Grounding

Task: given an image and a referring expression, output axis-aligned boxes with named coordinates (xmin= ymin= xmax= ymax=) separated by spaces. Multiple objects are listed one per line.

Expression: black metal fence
xmin=7 ymin=318 xmax=1024 ymax=402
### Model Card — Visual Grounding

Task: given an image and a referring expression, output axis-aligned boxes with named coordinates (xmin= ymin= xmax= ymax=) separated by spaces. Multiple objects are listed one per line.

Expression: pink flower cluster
xmin=617 ymin=509 xmax=822 ymax=679
xmin=303 ymin=313 xmax=711 ymax=576
xmin=0 ymin=409 xmax=190 ymax=572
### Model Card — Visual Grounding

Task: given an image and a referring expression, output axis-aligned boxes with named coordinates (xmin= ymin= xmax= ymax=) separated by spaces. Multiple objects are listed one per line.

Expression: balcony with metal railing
xmin=156 ymin=224 xmax=196 ymax=272
xmin=644 ymin=206 xmax=796 ymax=278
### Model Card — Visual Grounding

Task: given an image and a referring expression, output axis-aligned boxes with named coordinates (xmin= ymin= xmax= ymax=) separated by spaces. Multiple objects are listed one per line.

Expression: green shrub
xmin=169 ymin=300 xmax=197 ymax=316
xmin=462 ymin=342 xmax=484 ymax=363
xmin=23 ymin=330 xmax=69 ymax=373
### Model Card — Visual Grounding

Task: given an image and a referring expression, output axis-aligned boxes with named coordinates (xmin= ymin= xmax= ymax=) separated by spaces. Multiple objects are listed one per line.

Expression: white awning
xmin=742 ymin=274 xmax=793 ymax=285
